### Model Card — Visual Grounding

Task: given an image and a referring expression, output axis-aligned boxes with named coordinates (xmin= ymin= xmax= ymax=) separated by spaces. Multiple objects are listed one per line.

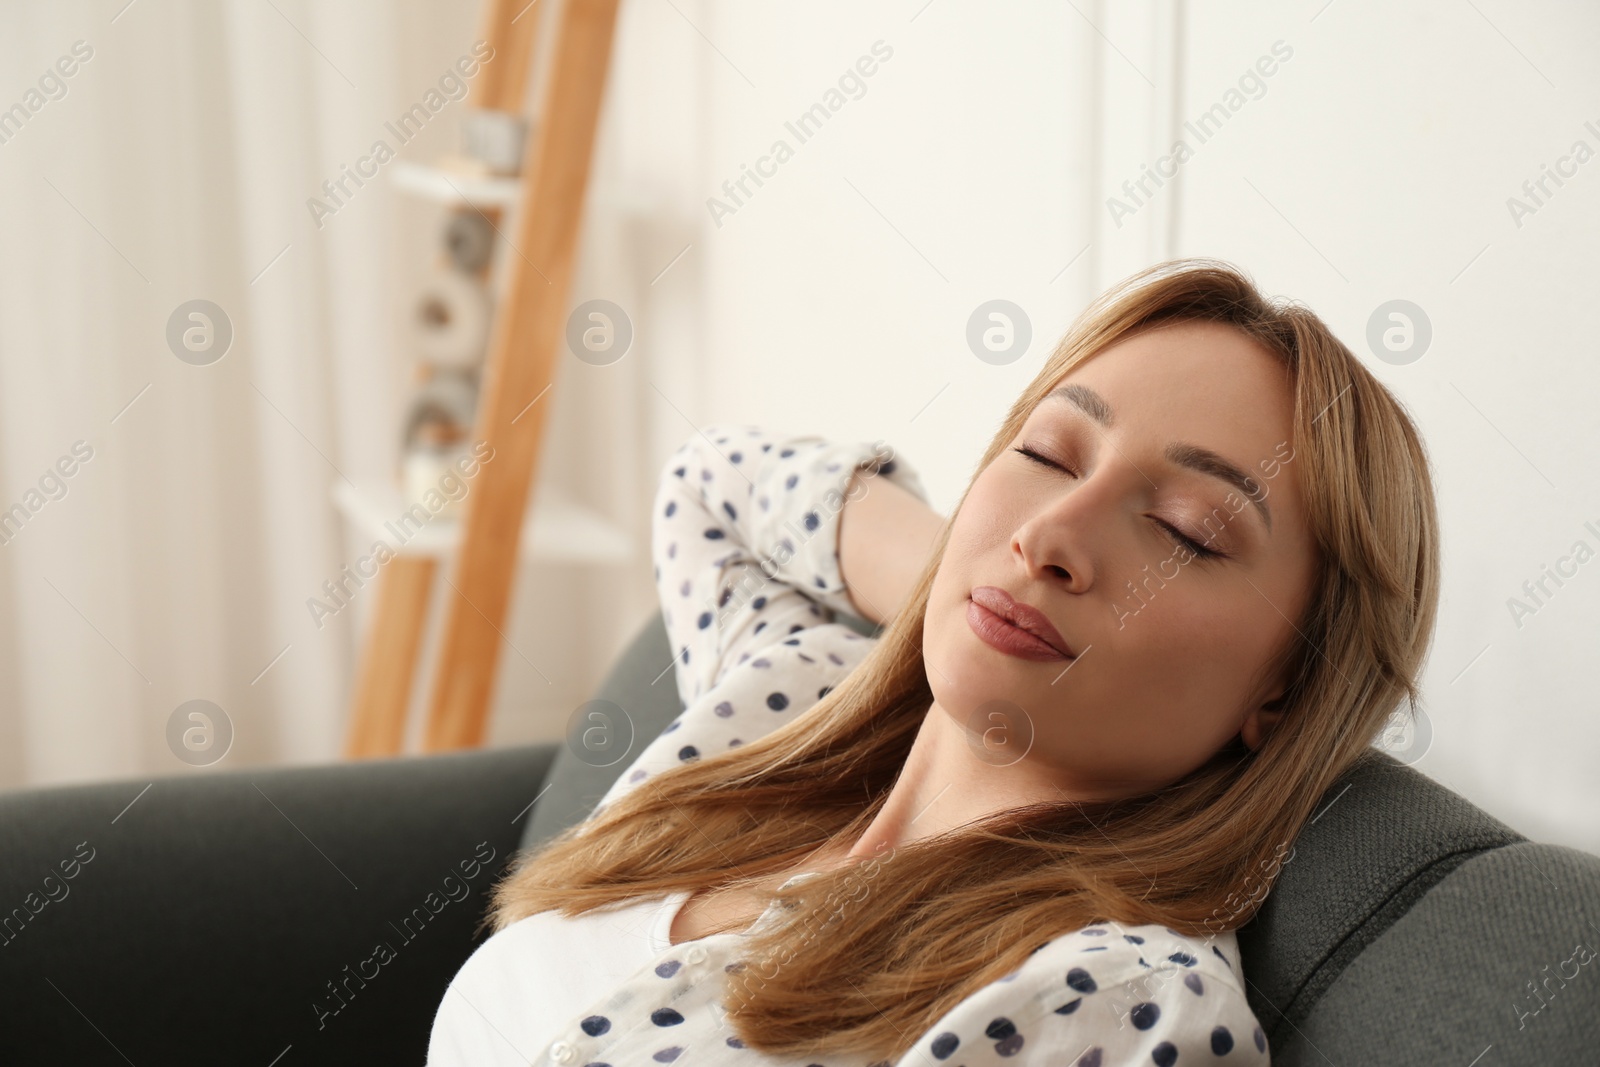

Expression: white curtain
xmin=0 ymin=0 xmax=697 ymax=788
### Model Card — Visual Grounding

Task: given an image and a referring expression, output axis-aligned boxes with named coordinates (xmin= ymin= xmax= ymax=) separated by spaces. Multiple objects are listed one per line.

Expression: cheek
xmin=1116 ymin=585 xmax=1283 ymax=696
xmin=933 ymin=479 xmax=1012 ymax=583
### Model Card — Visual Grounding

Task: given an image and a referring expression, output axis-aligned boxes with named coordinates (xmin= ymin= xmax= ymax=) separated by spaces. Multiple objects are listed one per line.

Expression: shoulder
xmin=902 ymin=922 xmax=1267 ymax=1066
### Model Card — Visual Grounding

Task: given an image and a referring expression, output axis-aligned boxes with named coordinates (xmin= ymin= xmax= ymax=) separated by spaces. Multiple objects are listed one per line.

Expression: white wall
xmin=1162 ymin=0 xmax=1600 ymax=853
xmin=673 ymin=0 xmax=1599 ymax=853
xmin=686 ymin=1 xmax=1098 ymax=542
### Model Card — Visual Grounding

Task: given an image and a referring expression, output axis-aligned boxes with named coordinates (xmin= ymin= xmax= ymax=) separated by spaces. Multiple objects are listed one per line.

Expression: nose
xmin=1013 ymin=518 xmax=1091 ymax=593
xmin=1012 ymin=465 xmax=1125 ymax=594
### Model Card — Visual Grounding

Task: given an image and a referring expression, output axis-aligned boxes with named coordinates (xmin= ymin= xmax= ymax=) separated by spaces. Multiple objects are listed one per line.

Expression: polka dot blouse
xmin=429 ymin=424 xmax=1271 ymax=1067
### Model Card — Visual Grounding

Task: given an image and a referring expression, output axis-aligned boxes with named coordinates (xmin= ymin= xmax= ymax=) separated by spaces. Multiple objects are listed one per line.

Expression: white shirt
xmin=428 ymin=423 xmax=1271 ymax=1067
xmin=427 ymin=888 xmax=692 ymax=1064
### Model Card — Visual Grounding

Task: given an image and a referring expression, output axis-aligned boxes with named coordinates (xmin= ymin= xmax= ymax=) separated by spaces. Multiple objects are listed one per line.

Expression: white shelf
xmin=390 ymin=158 xmax=522 ymax=208
xmin=333 ymin=478 xmax=632 ymax=563
xmin=389 ymin=158 xmax=662 ymax=216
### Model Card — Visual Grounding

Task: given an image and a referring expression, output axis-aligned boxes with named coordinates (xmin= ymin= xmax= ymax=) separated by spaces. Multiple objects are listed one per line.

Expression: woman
xmin=427 ymin=259 xmax=1440 ymax=1066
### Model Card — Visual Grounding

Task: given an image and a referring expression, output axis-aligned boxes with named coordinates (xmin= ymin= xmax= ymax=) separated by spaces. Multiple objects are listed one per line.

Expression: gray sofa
xmin=2 ymin=609 xmax=1596 ymax=1065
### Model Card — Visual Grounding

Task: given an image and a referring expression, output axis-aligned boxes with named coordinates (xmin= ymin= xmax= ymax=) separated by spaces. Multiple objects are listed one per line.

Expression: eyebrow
xmin=1042 ymin=384 xmax=1273 ymax=532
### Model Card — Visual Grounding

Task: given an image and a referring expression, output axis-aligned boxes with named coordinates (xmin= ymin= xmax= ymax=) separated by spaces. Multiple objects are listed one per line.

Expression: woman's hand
xmin=837 ymin=469 xmax=944 ymax=626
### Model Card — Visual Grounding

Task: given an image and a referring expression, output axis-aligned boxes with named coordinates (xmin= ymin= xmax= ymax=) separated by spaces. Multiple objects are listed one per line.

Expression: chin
xmin=927 ymin=631 xmax=1021 ymax=705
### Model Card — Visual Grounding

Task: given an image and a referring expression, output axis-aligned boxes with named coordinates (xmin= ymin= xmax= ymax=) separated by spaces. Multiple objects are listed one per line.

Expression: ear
xmin=1239 ymin=695 xmax=1287 ymax=752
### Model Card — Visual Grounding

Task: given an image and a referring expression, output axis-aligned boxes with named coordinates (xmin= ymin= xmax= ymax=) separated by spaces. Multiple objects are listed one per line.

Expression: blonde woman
xmin=427 ymin=259 xmax=1439 ymax=1067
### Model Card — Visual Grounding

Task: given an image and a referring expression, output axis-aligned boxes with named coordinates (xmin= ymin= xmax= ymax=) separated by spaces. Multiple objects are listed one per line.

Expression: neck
xmin=841 ymin=697 xmax=1112 ymax=861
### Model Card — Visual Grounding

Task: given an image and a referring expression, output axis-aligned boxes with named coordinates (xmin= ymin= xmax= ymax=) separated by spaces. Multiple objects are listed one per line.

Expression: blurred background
xmin=0 ymin=0 xmax=1595 ymax=856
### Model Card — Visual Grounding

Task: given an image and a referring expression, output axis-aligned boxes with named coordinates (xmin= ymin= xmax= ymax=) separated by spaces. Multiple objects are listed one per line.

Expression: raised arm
xmin=837 ymin=467 xmax=945 ymax=626
xmin=587 ymin=424 xmax=931 ymax=819
xmin=649 ymin=424 xmax=932 ymax=709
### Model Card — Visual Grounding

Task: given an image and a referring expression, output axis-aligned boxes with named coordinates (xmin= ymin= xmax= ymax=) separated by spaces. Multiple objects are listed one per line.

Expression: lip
xmin=967 ymin=586 xmax=1074 ymax=662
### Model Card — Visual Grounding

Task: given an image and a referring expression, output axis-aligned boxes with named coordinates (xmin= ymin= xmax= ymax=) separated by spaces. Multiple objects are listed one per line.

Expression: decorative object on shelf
xmin=445 ymin=210 xmax=496 ymax=273
xmin=400 ymin=205 xmax=498 ymax=519
xmin=412 ymin=266 xmax=493 ymax=368
xmin=461 ymin=107 xmax=529 ymax=175
xmin=399 ymin=368 xmax=479 ymax=519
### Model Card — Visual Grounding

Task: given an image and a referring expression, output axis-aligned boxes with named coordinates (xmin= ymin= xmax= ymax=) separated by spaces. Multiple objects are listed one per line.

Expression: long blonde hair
xmin=486 ymin=258 xmax=1441 ymax=1061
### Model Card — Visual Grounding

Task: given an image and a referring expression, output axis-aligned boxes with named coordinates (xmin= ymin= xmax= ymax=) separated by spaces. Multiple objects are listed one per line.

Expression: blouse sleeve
xmin=899 ymin=933 xmax=1269 ymax=1067
xmin=1001 ymin=974 xmax=1269 ymax=1066
xmin=649 ymin=422 xmax=930 ymax=709
xmin=582 ymin=424 xmax=930 ymax=822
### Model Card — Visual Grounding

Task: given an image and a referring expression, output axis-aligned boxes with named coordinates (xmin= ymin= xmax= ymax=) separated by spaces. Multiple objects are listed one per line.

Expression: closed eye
xmin=1011 ymin=445 xmax=1227 ymax=561
xmin=1151 ymin=517 xmax=1225 ymax=560
xmin=1012 ymin=445 xmax=1076 ymax=476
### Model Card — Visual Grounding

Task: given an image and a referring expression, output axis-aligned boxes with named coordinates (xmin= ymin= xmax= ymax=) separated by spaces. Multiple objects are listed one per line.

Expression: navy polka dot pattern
xmin=896 ymin=923 xmax=1270 ymax=1067
xmin=590 ymin=424 xmax=930 ymax=819
xmin=430 ymin=425 xmax=1271 ymax=1067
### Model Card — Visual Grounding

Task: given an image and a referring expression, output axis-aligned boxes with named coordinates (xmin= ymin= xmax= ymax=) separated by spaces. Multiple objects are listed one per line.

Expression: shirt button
xmin=550 ymin=1040 xmax=577 ymax=1064
xmin=687 ymin=945 xmax=709 ymax=965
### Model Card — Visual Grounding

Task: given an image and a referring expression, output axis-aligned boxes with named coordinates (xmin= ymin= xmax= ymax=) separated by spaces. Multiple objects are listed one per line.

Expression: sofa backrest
xmin=1236 ymin=746 xmax=1523 ymax=1038
xmin=522 ymin=608 xmax=723 ymax=852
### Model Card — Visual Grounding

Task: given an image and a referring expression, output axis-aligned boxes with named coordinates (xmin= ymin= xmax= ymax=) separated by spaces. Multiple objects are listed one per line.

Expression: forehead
xmin=1038 ymin=321 xmax=1294 ymax=441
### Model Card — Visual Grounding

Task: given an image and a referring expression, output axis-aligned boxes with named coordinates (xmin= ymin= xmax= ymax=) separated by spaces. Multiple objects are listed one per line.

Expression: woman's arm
xmin=589 ymin=425 xmax=930 ymax=820
xmin=649 ymin=425 xmax=930 ymax=707
xmin=837 ymin=468 xmax=945 ymax=626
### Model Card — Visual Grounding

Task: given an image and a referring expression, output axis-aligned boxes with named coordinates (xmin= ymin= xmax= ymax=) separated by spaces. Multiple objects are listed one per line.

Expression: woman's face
xmin=923 ymin=319 xmax=1319 ymax=800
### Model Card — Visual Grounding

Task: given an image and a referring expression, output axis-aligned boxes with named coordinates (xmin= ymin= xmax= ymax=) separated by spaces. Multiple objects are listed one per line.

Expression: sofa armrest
xmin=0 ymin=741 xmax=556 ymax=1066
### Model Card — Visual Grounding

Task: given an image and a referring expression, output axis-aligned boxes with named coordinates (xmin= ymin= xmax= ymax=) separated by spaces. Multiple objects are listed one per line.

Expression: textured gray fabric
xmin=518 ymin=607 xmax=880 ymax=856
xmin=0 ymin=741 xmax=555 ymax=1065
xmin=1236 ymin=748 xmax=1527 ymax=1040
xmin=1274 ymin=842 xmax=1600 ymax=1065
xmin=518 ymin=609 xmax=678 ymax=854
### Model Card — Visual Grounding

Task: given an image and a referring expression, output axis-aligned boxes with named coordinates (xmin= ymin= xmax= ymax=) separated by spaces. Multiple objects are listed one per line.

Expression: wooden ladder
xmin=342 ymin=0 xmax=624 ymax=758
